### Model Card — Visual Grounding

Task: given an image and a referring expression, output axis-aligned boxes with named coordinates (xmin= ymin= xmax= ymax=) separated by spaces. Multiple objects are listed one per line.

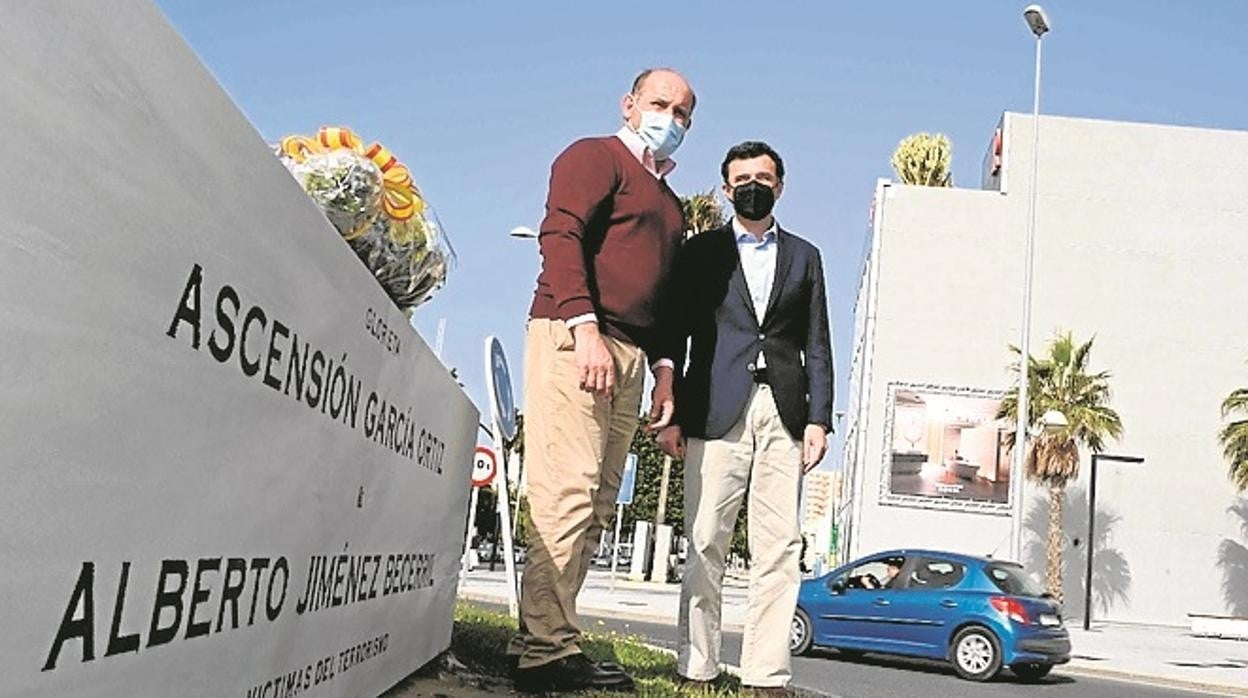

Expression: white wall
xmin=849 ymin=114 xmax=1248 ymax=625
xmin=853 ymin=185 xmax=1018 ymax=561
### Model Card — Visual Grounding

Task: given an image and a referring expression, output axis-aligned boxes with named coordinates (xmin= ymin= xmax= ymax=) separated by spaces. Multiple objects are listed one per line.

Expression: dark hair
xmin=721 ymin=141 xmax=785 ymax=182
xmin=631 ymin=67 xmax=697 ymax=112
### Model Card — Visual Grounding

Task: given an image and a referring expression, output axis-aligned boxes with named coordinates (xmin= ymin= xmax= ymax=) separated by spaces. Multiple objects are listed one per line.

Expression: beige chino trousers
xmin=678 ymin=383 xmax=803 ymax=688
xmin=507 ymin=318 xmax=645 ymax=668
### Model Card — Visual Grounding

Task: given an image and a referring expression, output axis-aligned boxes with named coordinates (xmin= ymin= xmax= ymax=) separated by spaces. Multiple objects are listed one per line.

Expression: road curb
xmin=457 ymin=589 xmax=748 ymax=632
xmin=1058 ymin=663 xmax=1248 ymax=697
xmin=456 ymin=590 xmax=679 ymax=629
xmin=594 ymin=577 xmax=750 ymax=592
xmin=612 ymin=631 xmax=837 ymax=697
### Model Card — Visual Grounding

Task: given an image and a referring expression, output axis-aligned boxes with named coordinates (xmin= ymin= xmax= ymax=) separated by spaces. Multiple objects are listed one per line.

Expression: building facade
xmin=839 ymin=113 xmax=1248 ymax=626
xmin=801 ymin=470 xmax=842 ymax=572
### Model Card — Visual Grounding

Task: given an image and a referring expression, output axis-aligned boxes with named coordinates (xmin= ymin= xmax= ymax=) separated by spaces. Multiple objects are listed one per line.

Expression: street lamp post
xmin=1010 ymin=4 xmax=1051 ymax=562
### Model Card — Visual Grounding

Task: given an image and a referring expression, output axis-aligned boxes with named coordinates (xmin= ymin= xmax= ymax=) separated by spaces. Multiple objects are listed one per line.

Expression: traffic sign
xmin=482 ymin=337 xmax=519 ymax=618
xmin=485 ymin=336 xmax=517 ymax=442
xmin=616 ymin=453 xmax=638 ymax=505
xmin=479 ymin=339 xmax=514 ymax=442
xmin=471 ymin=446 xmax=497 ymax=488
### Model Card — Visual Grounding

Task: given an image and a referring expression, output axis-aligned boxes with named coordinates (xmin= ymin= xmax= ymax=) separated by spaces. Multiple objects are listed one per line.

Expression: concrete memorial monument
xmin=0 ymin=2 xmax=477 ymax=696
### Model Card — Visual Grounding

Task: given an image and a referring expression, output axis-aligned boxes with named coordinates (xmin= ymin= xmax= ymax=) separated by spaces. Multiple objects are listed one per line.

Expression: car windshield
xmin=985 ymin=564 xmax=1045 ymax=597
xmin=840 ymin=556 xmax=907 ymax=590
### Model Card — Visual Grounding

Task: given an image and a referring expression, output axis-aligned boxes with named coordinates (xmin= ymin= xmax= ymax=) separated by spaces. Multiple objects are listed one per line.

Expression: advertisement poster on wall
xmin=881 ymin=383 xmax=1012 ymax=512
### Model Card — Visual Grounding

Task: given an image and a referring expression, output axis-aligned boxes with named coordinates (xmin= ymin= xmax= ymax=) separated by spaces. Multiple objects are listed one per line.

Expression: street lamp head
xmin=1026 ymin=409 xmax=1068 ymax=437
xmin=509 ymin=225 xmax=538 ymax=240
xmin=1040 ymin=409 xmax=1068 ymax=431
xmin=1023 ymin=4 xmax=1050 ymax=37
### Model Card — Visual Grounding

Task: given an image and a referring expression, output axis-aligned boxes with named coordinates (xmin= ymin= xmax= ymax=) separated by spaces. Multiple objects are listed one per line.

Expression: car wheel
xmin=950 ymin=626 xmax=1002 ymax=681
xmin=1012 ymin=662 xmax=1053 ymax=683
xmin=790 ymin=608 xmax=813 ymax=656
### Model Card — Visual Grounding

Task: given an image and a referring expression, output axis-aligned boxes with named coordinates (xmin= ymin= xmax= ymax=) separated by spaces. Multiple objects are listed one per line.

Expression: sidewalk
xmin=1062 ymin=622 xmax=1248 ymax=695
xmin=458 ymin=567 xmax=1248 ymax=695
xmin=458 ymin=566 xmax=751 ymax=631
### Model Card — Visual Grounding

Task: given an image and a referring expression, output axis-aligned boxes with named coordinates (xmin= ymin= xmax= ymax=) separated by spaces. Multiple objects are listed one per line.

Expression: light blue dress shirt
xmin=733 ymin=217 xmax=778 ymax=368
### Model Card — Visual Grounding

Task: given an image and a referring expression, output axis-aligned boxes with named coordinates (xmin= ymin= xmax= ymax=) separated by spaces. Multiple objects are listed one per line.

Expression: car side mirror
xmin=830 ymin=578 xmax=847 ymax=595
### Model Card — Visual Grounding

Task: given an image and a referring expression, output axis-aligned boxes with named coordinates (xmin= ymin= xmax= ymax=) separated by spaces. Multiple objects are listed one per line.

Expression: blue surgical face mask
xmin=634 ymin=110 xmax=686 ymax=161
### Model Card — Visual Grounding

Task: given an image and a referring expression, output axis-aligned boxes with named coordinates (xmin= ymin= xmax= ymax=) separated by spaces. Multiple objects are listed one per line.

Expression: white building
xmin=839 ymin=113 xmax=1248 ymax=626
xmin=801 ymin=470 xmax=841 ymax=570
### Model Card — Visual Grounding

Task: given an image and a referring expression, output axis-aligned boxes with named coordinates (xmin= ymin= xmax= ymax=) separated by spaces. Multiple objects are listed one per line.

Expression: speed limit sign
xmin=471 ymin=446 xmax=497 ymax=488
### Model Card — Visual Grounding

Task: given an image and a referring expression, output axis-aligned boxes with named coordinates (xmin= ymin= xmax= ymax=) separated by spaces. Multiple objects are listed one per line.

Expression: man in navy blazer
xmin=657 ymin=141 xmax=833 ymax=692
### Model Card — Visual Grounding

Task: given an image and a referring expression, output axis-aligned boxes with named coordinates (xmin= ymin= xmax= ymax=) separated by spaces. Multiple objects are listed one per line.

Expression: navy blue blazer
xmin=660 ymin=223 xmax=834 ymax=441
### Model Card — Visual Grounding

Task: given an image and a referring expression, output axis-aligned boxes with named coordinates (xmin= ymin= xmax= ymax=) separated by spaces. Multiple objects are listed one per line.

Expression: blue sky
xmin=158 ymin=1 xmax=1247 ymax=468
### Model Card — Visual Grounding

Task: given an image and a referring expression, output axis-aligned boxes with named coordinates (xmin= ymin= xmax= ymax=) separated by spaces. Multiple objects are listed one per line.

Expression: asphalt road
xmin=581 ymin=613 xmax=1209 ymax=698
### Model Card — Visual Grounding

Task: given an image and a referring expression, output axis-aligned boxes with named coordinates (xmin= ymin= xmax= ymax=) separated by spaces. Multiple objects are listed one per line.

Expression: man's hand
xmin=657 ymin=425 xmax=686 ymax=460
xmin=647 ymin=365 xmax=675 ymax=431
xmin=573 ymin=323 xmax=615 ymax=397
xmin=802 ymin=424 xmax=827 ymax=472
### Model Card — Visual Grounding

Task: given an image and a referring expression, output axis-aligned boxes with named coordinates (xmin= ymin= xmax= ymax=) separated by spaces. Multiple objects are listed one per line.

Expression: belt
xmin=751 ymin=367 xmax=769 ymax=384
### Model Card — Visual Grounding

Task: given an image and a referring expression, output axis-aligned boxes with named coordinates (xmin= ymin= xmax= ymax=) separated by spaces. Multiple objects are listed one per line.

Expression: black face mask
xmin=731 ymin=181 xmax=776 ymax=221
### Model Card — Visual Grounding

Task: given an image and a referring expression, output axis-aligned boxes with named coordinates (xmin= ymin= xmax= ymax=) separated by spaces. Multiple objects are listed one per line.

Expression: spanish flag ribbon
xmin=365 ymin=142 xmax=424 ymax=220
xmin=280 ymin=126 xmax=422 ymax=221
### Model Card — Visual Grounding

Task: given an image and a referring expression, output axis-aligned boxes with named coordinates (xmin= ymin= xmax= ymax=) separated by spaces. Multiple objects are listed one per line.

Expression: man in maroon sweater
xmin=509 ymin=68 xmax=695 ymax=693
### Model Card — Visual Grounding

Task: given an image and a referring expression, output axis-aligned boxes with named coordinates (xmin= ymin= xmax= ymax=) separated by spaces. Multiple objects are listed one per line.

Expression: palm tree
xmin=1221 ymin=385 xmax=1248 ymax=491
xmin=890 ymin=132 xmax=953 ymax=187
xmin=996 ymin=332 xmax=1124 ymax=604
xmin=504 ymin=410 xmax=527 ymax=543
xmin=680 ymin=189 xmax=727 ymax=239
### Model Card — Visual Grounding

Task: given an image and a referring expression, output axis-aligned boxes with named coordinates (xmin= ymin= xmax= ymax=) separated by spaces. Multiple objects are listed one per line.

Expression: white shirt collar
xmin=732 ymin=216 xmax=778 ymax=244
xmin=614 ymin=126 xmax=677 ymax=178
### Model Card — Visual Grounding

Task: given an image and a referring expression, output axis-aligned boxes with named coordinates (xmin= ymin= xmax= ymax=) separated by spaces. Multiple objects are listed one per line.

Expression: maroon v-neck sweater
xmin=529 ymin=136 xmax=685 ymax=357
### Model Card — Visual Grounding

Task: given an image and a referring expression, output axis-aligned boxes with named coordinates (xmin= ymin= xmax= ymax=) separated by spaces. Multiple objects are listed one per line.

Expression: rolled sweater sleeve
xmin=538 ymin=139 xmax=619 ymax=321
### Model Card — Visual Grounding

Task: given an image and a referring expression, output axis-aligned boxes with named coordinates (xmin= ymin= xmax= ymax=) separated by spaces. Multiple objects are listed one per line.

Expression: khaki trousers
xmin=507 ymin=318 xmax=645 ymax=668
xmin=678 ymin=383 xmax=803 ymax=687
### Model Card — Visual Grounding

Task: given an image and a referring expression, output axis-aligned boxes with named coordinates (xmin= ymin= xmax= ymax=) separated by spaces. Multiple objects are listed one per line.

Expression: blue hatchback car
xmin=791 ymin=549 xmax=1070 ymax=682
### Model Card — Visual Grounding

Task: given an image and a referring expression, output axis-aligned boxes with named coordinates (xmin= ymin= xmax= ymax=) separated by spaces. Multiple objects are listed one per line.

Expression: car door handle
xmin=873 ymin=598 xmax=890 ymax=607
xmin=940 ymin=599 xmax=958 ymax=608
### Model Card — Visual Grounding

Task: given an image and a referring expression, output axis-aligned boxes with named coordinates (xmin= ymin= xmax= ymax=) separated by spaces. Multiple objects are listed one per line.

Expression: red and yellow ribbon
xmin=280 ymin=126 xmax=423 ymax=221
xmin=364 ymin=142 xmax=423 ymax=221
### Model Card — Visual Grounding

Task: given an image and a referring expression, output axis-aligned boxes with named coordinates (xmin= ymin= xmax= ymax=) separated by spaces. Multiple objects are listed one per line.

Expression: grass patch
xmin=453 ymin=602 xmax=742 ymax=697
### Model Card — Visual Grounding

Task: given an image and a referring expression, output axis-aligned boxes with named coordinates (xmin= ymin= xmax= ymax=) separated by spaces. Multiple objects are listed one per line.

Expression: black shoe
xmin=506 ymin=654 xmax=622 ymax=678
xmin=594 ymin=660 xmax=627 ymax=676
xmin=513 ymin=654 xmax=635 ymax=693
xmin=507 ymin=654 xmax=619 ymax=677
